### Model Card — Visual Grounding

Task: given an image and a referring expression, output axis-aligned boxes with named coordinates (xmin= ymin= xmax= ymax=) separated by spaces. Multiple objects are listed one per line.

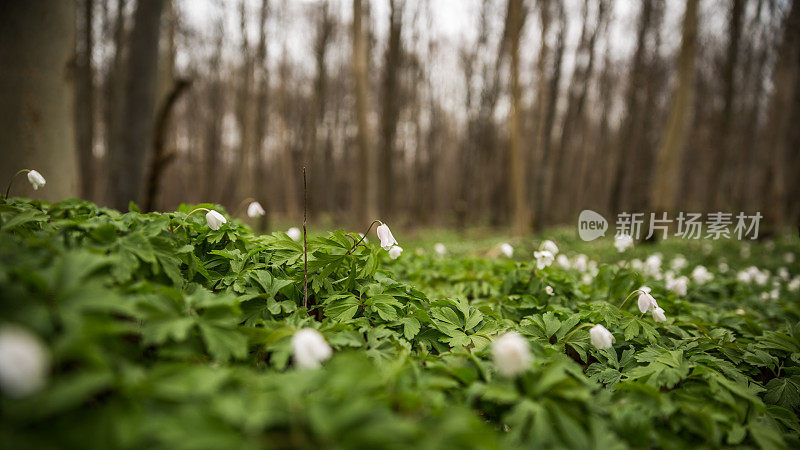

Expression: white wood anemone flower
xmin=205 ymin=210 xmax=227 ymax=230
xmin=499 ymin=243 xmax=514 ymax=257
xmin=286 ymin=227 xmax=302 ymax=241
xmin=291 ymin=329 xmax=332 ymax=369
xmin=27 ymin=170 xmax=46 ymax=190
xmin=0 ymin=324 xmax=50 ymax=397
xmin=491 ymin=332 xmax=532 ymax=378
xmin=652 ymin=307 xmax=667 ymax=323
xmin=247 ymin=201 xmax=265 ymax=218
xmin=637 ymin=291 xmax=659 ymax=314
xmin=389 ymin=246 xmax=403 ymax=259
xmin=533 ymin=250 xmax=554 ymax=270
xmin=540 ymin=240 xmax=559 ymax=255
xmin=376 ymin=223 xmax=398 ymax=251
xmin=614 ymin=234 xmax=633 ymax=252
xmin=589 ymin=324 xmax=614 ymax=350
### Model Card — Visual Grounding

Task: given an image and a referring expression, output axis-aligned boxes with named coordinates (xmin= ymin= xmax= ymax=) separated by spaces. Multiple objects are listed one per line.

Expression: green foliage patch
xmin=0 ymin=198 xmax=798 ymax=449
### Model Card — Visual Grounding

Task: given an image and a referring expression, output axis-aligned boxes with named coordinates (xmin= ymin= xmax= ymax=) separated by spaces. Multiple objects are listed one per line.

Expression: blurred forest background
xmin=1 ymin=0 xmax=798 ymax=234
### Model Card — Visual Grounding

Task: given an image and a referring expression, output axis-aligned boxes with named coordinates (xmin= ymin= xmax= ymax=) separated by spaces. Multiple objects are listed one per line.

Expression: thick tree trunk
xmin=0 ymin=1 xmax=78 ymax=201
xmin=650 ymin=0 xmax=698 ymax=213
xmin=107 ymin=0 xmax=164 ymax=210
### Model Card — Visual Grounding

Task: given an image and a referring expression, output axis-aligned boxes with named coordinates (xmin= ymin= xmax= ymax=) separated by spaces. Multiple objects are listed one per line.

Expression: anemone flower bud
xmin=286 ymin=227 xmax=302 ymax=241
xmin=388 ymin=246 xmax=403 ymax=260
xmin=614 ymin=234 xmax=633 ymax=252
xmin=376 ymin=223 xmax=398 ymax=251
xmin=205 ymin=210 xmax=226 ymax=230
xmin=26 ymin=170 xmax=46 ymax=190
xmin=291 ymin=329 xmax=332 ymax=369
xmin=500 ymin=243 xmax=514 ymax=257
xmin=491 ymin=332 xmax=531 ymax=378
xmin=545 ymin=286 xmax=554 ymax=296
xmin=637 ymin=291 xmax=658 ymax=313
xmin=434 ymin=243 xmax=447 ymax=255
xmin=533 ymin=250 xmax=554 ymax=270
xmin=0 ymin=325 xmax=50 ymax=397
xmin=541 ymin=240 xmax=559 ymax=255
xmin=247 ymin=201 xmax=265 ymax=218
xmin=589 ymin=324 xmax=614 ymax=350
xmin=652 ymin=307 xmax=667 ymax=323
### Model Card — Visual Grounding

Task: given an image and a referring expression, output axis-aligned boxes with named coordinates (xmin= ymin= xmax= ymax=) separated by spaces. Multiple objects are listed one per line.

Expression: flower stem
xmin=4 ymin=169 xmax=30 ymax=199
xmin=346 ymin=220 xmax=382 ymax=255
xmin=172 ymin=207 xmax=210 ymax=232
xmin=559 ymin=323 xmax=595 ymax=347
xmin=618 ymin=289 xmax=648 ymax=311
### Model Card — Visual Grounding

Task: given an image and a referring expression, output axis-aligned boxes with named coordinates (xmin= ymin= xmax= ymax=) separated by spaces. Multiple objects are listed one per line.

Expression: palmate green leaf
xmin=401 ymin=317 xmax=421 ymax=340
xmin=324 ymin=294 xmax=361 ymax=322
xmin=765 ymin=377 xmax=800 ymax=411
xmin=198 ymin=322 xmax=248 ymax=362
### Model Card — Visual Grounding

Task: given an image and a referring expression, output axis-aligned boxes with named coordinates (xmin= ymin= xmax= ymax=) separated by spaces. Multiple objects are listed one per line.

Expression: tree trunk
xmin=107 ymin=0 xmax=164 ymax=210
xmin=352 ymin=0 xmax=375 ymax=225
xmin=764 ymin=0 xmax=800 ymax=229
xmin=253 ymin=0 xmax=270 ymax=229
xmin=505 ymin=0 xmax=529 ymax=234
xmin=379 ymin=0 xmax=403 ymax=219
xmin=0 ymin=1 xmax=78 ymax=201
xmin=75 ymin=0 xmax=95 ymax=200
xmin=650 ymin=0 xmax=698 ymax=213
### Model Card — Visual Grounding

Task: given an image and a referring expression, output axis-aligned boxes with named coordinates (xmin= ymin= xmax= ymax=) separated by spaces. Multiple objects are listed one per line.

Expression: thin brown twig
xmin=303 ymin=167 xmax=308 ymax=310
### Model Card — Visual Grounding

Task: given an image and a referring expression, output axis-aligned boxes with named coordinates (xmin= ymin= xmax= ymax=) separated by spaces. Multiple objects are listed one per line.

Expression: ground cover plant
xmin=1 ymin=197 xmax=799 ymax=449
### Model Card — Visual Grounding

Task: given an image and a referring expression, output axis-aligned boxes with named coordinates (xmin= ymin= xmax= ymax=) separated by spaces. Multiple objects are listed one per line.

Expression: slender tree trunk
xmin=505 ymin=0 xmax=529 ymax=234
xmin=253 ymin=0 xmax=270 ymax=229
xmin=352 ymin=0 xmax=375 ymax=225
xmin=75 ymin=0 xmax=94 ymax=200
xmin=103 ymin=0 xmax=126 ymax=205
xmin=204 ymin=25 xmax=224 ymax=202
xmin=379 ymin=0 xmax=403 ymax=218
xmin=650 ymin=0 xmax=698 ymax=213
xmin=532 ymin=0 xmax=551 ymax=230
xmin=0 ymin=1 xmax=78 ymax=201
xmin=107 ymin=0 xmax=164 ymax=210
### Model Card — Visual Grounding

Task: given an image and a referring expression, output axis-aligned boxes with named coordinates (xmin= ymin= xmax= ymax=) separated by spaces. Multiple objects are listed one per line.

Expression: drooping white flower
xmin=376 ymin=223 xmax=398 ymax=251
xmin=388 ymin=246 xmax=403 ymax=260
xmin=691 ymin=265 xmax=713 ymax=284
xmin=499 ymin=243 xmax=514 ymax=258
xmin=644 ymin=254 xmax=663 ymax=277
xmin=286 ymin=227 xmax=302 ymax=241
xmin=589 ymin=324 xmax=614 ymax=350
xmin=0 ymin=325 xmax=50 ymax=397
xmin=205 ymin=210 xmax=227 ymax=230
xmin=770 ymin=288 xmax=780 ymax=300
xmin=652 ymin=307 xmax=667 ymax=323
xmin=639 ymin=285 xmax=652 ymax=294
xmin=26 ymin=170 xmax=46 ymax=190
xmin=556 ymin=254 xmax=570 ymax=268
xmin=533 ymin=250 xmax=554 ymax=270
xmin=671 ymin=255 xmax=688 ymax=271
xmin=754 ymin=270 xmax=769 ymax=286
xmin=573 ymin=254 xmax=588 ymax=273
xmin=789 ymin=277 xmax=800 ymax=292
xmin=666 ymin=276 xmax=688 ymax=296
xmin=779 ymin=268 xmax=790 ymax=280
xmin=637 ymin=291 xmax=658 ymax=313
xmin=434 ymin=243 xmax=447 ymax=255
xmin=291 ymin=329 xmax=332 ymax=369
xmin=785 ymin=252 xmax=796 ymax=264
xmin=545 ymin=286 xmax=554 ymax=296
xmin=491 ymin=332 xmax=531 ymax=378
xmin=246 ymin=201 xmax=265 ymax=218
xmin=540 ymin=240 xmax=559 ymax=255
xmin=614 ymin=234 xmax=634 ymax=252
